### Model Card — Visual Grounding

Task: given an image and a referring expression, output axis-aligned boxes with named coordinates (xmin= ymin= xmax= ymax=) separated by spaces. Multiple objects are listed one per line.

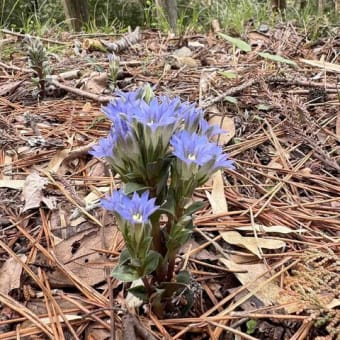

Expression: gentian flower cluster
xmin=90 ymin=86 xmax=234 ymax=314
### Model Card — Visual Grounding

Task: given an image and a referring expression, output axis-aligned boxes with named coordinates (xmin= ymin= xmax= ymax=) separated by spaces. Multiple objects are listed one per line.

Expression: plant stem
xmin=166 ymin=252 xmax=176 ymax=282
xmin=151 ymin=216 xmax=162 ymax=255
xmin=150 ymin=215 xmax=167 ymax=282
xmin=142 ymin=277 xmax=154 ymax=297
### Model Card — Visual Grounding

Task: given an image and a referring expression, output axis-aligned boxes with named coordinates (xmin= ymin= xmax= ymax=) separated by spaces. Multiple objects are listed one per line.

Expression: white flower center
xmin=132 ymin=213 xmax=143 ymax=223
xmin=188 ymin=153 xmax=196 ymax=161
xmin=147 ymin=120 xmax=154 ymax=126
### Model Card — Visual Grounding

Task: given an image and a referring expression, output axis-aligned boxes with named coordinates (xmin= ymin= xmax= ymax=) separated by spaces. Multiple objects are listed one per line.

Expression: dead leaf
xmin=82 ymin=102 xmax=93 ymax=113
xmin=299 ymin=58 xmax=340 ymax=73
xmin=248 ymin=31 xmax=270 ymax=46
xmin=41 ymin=196 xmax=57 ymax=210
xmin=236 ymin=224 xmax=307 ymax=234
xmin=84 ymin=187 xmax=110 ymax=206
xmin=85 ymin=324 xmax=111 ymax=340
xmin=173 ymin=46 xmax=192 ymax=57
xmin=220 ymin=258 xmax=281 ymax=305
xmin=22 ymin=172 xmax=49 ymax=212
xmin=206 ymin=170 xmax=228 ymax=213
xmin=220 ymin=231 xmax=285 ymax=258
xmin=209 ymin=116 xmax=235 ymax=145
xmin=0 ymin=179 xmax=25 ymax=189
xmin=326 ymin=298 xmax=340 ymax=309
xmin=46 ymin=148 xmax=71 ymax=173
xmin=336 ymin=111 xmax=340 ymax=139
xmin=82 ymin=72 xmax=108 ymax=94
xmin=0 ymin=255 xmax=26 ymax=295
xmin=166 ymin=55 xmax=199 ymax=69
xmin=47 ymin=225 xmax=121 ymax=287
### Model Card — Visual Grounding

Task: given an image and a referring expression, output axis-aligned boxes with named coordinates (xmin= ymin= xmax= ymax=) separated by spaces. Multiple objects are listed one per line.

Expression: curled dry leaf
xmin=220 ymin=230 xmax=286 ymax=258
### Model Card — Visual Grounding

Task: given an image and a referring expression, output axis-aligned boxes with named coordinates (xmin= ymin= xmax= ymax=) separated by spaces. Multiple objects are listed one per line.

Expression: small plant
xmin=107 ymin=53 xmax=120 ymax=91
xmin=90 ymin=86 xmax=234 ymax=317
xmin=25 ymin=36 xmax=50 ymax=98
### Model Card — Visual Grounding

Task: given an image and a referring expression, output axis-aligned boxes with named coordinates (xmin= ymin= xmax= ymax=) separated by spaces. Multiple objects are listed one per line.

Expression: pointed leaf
xmin=219 ymin=71 xmax=237 ymax=79
xmin=258 ymin=52 xmax=297 ymax=66
xmin=184 ymin=201 xmax=205 ymax=216
xmin=219 ymin=33 xmax=251 ymax=52
xmin=225 ymin=96 xmax=238 ymax=104
xmin=124 ymin=182 xmax=150 ymax=195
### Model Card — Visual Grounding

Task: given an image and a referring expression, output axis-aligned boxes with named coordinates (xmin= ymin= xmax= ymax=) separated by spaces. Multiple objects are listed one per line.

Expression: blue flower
xmin=181 ymin=105 xmax=203 ymax=131
xmin=198 ymin=119 xmax=225 ymax=138
xmin=101 ymin=190 xmax=159 ymax=225
xmin=171 ymin=131 xmax=234 ymax=171
xmin=89 ymin=130 xmax=116 ymax=158
xmin=133 ymin=97 xmax=179 ymax=131
xmin=102 ymin=89 xmax=145 ymax=123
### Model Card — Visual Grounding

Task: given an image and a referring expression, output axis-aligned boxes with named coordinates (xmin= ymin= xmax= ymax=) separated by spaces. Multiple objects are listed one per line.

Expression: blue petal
xmin=101 ymin=190 xmax=159 ymax=225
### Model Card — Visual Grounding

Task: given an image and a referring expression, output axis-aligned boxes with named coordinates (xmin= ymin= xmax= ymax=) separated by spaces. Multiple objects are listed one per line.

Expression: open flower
xmin=89 ymin=130 xmax=116 ymax=159
xmin=101 ymin=190 xmax=159 ymax=225
xmin=133 ymin=97 xmax=180 ymax=131
xmin=171 ymin=131 xmax=234 ymax=169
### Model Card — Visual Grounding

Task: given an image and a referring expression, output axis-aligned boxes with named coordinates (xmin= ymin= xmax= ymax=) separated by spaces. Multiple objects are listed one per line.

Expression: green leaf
xmin=123 ymin=182 xmax=151 ymax=195
xmin=142 ymin=250 xmax=162 ymax=276
xmin=218 ymin=33 xmax=251 ymax=52
xmin=166 ymin=223 xmax=193 ymax=252
xmin=159 ymin=189 xmax=176 ymax=216
xmin=128 ymin=285 xmax=148 ymax=302
xmin=140 ymin=83 xmax=155 ymax=103
xmin=158 ymin=282 xmax=187 ymax=298
xmin=219 ymin=71 xmax=237 ymax=79
xmin=119 ymin=249 xmax=131 ymax=265
xmin=111 ymin=264 xmax=141 ymax=282
xmin=258 ymin=52 xmax=297 ymax=66
xmin=184 ymin=201 xmax=205 ymax=215
xmin=256 ymin=104 xmax=271 ymax=111
xmin=225 ymin=96 xmax=238 ymax=104
xmin=176 ymin=270 xmax=191 ymax=284
xmin=246 ymin=320 xmax=257 ymax=334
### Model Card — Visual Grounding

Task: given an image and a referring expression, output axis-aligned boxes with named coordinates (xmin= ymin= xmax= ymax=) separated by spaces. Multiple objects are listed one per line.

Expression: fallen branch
xmin=201 ymin=78 xmax=258 ymax=109
xmin=101 ymin=27 xmax=140 ymax=53
xmin=49 ymin=78 xmax=113 ymax=103
xmin=1 ymin=28 xmax=69 ymax=45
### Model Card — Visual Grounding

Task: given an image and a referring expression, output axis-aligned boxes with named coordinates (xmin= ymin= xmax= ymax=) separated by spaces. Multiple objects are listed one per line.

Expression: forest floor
xmin=0 ymin=24 xmax=339 ymax=339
